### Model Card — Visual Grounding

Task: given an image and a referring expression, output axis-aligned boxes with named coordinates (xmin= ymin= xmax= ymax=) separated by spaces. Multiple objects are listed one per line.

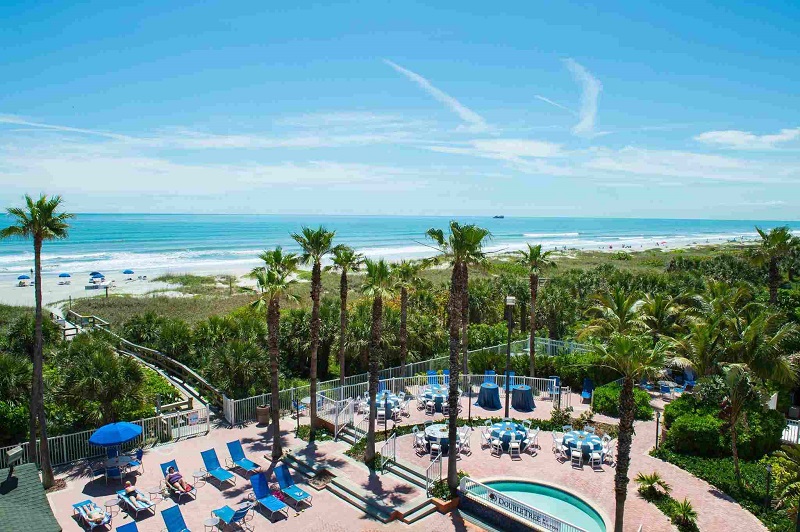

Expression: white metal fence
xmin=459 ymin=476 xmax=589 ymax=532
xmin=783 ymin=420 xmax=800 ymax=444
xmin=0 ymin=407 xmax=210 ymax=469
xmin=378 ymin=431 xmax=396 ymax=471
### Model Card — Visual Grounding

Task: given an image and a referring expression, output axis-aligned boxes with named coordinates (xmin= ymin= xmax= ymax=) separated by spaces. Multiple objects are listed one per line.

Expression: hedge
xmin=592 ymin=384 xmax=654 ymax=420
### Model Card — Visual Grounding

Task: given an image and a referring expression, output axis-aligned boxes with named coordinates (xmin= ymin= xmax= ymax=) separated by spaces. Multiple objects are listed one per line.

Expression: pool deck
xmin=46 ymin=391 xmax=767 ymax=532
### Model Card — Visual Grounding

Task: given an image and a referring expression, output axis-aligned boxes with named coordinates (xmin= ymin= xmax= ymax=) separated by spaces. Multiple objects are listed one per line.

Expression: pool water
xmin=485 ymin=481 xmax=606 ymax=532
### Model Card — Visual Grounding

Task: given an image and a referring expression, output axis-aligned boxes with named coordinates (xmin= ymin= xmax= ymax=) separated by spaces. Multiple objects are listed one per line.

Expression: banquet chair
xmin=429 ymin=437 xmax=442 ymax=459
xmin=571 ymin=445 xmax=583 ymax=469
xmin=584 ymin=425 xmax=595 ymax=434
xmin=441 ymin=402 xmax=450 ymax=417
xmin=426 ymin=401 xmax=436 ymax=416
xmin=490 ymin=433 xmax=504 ymax=457
xmin=508 ymin=433 xmax=522 ymax=460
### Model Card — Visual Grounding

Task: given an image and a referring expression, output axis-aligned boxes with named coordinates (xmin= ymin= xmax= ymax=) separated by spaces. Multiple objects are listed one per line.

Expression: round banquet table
xmin=562 ymin=431 xmax=602 ymax=457
xmin=477 ymin=383 xmax=502 ymax=410
xmin=511 ymin=384 xmax=535 ymax=412
xmin=423 ymin=384 xmax=460 ymax=412
xmin=489 ymin=421 xmax=527 ymax=452
xmin=368 ymin=391 xmax=400 ymax=410
xmin=424 ymin=423 xmax=460 ymax=453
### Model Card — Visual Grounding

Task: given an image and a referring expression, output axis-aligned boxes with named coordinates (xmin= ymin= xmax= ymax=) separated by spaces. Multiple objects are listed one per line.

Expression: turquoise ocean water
xmin=0 ymin=214 xmax=796 ymax=278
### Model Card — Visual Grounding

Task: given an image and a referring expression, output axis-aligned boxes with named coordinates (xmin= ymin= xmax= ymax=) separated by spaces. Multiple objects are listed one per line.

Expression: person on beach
xmin=165 ymin=466 xmax=191 ymax=492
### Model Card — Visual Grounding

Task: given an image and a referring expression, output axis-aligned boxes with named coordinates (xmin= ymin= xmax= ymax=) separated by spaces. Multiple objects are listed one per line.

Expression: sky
xmin=0 ymin=0 xmax=799 ymax=219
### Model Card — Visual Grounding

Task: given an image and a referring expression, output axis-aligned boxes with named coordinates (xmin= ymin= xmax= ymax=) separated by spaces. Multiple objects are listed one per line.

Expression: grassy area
xmin=0 ymin=304 xmax=33 ymax=333
xmin=67 ymin=293 xmax=255 ymax=327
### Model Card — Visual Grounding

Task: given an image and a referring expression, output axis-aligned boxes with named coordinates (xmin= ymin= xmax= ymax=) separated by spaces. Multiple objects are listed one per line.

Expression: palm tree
xmin=391 ymin=260 xmax=425 ymax=376
xmin=426 ymin=221 xmax=490 ymax=498
xmin=593 ymin=334 xmax=668 ymax=532
xmin=669 ymin=317 xmax=726 ymax=378
xmin=292 ymin=226 xmax=335 ymax=441
xmin=727 ymin=309 xmax=798 ymax=385
xmin=638 ymin=292 xmax=690 ymax=343
xmin=773 ymin=445 xmax=800 ymax=518
xmin=327 ymin=245 xmax=363 ymax=384
xmin=579 ymin=286 xmax=643 ymax=340
xmin=250 ymin=247 xmax=299 ymax=459
xmin=719 ymin=364 xmax=762 ymax=485
xmin=514 ymin=244 xmax=556 ymax=377
xmin=750 ymin=226 xmax=798 ymax=304
xmin=361 ymin=259 xmax=393 ymax=465
xmin=634 ymin=472 xmax=672 ymax=498
xmin=1 ymin=194 xmax=73 ymax=488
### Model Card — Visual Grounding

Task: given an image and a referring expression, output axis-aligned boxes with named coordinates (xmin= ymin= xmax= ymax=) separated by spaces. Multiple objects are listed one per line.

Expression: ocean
xmin=0 ymin=214 xmax=796 ymax=278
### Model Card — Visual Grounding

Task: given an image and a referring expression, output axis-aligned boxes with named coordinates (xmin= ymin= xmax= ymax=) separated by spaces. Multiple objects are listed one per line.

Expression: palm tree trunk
xmin=309 ymin=261 xmax=321 ymax=441
xmin=268 ymin=298 xmax=282 ymax=460
xmin=448 ymin=262 xmax=465 ymax=498
xmin=731 ymin=425 xmax=741 ymax=486
xmin=339 ymin=271 xmax=348 ymax=385
xmin=365 ymin=295 xmax=383 ymax=465
xmin=399 ymin=286 xmax=408 ymax=377
xmin=460 ymin=267 xmax=469 ymax=374
xmin=529 ymin=274 xmax=539 ymax=377
xmin=769 ymin=257 xmax=779 ymax=304
xmin=32 ymin=238 xmax=54 ymax=487
xmin=613 ymin=376 xmax=635 ymax=532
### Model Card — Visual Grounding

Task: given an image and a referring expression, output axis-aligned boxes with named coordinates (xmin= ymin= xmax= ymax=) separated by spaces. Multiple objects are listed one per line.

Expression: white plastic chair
xmin=571 ymin=445 xmax=583 ymax=469
xmin=551 ymin=431 xmax=563 ymax=453
xmin=479 ymin=429 xmax=491 ymax=449
xmin=524 ymin=428 xmax=540 ymax=454
xmin=508 ymin=434 xmax=522 ymax=460
xmin=603 ymin=439 xmax=616 ymax=466
xmin=400 ymin=398 xmax=411 ymax=417
xmin=584 ymin=425 xmax=596 ymax=434
xmin=429 ymin=438 xmax=442 ymax=459
xmin=589 ymin=449 xmax=603 ymax=469
xmin=459 ymin=427 xmax=472 ymax=456
xmin=426 ymin=401 xmax=436 ymax=416
xmin=490 ymin=435 xmax=504 ymax=457
xmin=441 ymin=402 xmax=450 ymax=417
xmin=377 ymin=409 xmax=386 ymax=423
xmin=424 ymin=420 xmax=433 ymax=429
xmin=522 ymin=419 xmax=532 ymax=431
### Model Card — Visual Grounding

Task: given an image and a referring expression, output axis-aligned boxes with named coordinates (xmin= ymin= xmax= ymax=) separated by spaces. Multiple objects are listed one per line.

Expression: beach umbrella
xmin=91 ymin=272 xmax=104 ymax=278
xmin=17 ymin=275 xmax=30 ymax=280
xmin=88 ymin=422 xmax=143 ymax=447
xmin=90 ymin=271 xmax=102 ymax=276
xmin=59 ymin=273 xmax=71 ymax=278
xmin=122 ymin=269 xmax=134 ymax=275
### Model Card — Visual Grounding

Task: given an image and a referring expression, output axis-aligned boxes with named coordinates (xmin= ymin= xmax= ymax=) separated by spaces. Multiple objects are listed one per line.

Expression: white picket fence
xmin=0 ymin=407 xmax=210 ymax=469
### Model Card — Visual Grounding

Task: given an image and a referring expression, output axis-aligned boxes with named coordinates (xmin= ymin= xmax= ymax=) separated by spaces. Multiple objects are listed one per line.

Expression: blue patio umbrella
xmin=122 ymin=269 xmax=134 ymax=275
xmin=88 ymin=422 xmax=143 ymax=447
xmin=91 ymin=272 xmax=104 ymax=278
xmin=17 ymin=274 xmax=30 ymax=280
xmin=90 ymin=271 xmax=102 ymax=276
xmin=59 ymin=273 xmax=71 ymax=278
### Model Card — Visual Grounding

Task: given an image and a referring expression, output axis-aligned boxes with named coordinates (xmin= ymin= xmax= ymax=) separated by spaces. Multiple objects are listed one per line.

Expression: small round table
xmin=511 ymin=384 xmax=535 ymax=412
xmin=204 ymin=516 xmax=220 ymax=531
xmin=147 ymin=485 xmax=164 ymax=502
xmin=477 ymin=383 xmax=501 ymax=410
xmin=192 ymin=469 xmax=206 ymax=486
xmin=490 ymin=421 xmax=527 ymax=452
xmin=103 ymin=499 xmax=119 ymax=516
xmin=562 ymin=431 xmax=602 ymax=458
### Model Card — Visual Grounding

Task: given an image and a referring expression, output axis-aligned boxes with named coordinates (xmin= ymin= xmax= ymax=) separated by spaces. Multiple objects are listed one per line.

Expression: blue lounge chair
xmin=483 ymin=370 xmax=496 ymax=384
xmin=200 ymin=448 xmax=236 ymax=487
xmin=249 ymin=472 xmax=288 ymax=521
xmin=72 ymin=499 xmax=112 ymax=531
xmin=213 ymin=503 xmax=255 ymax=531
xmin=581 ymin=378 xmax=594 ymax=403
xmin=292 ymin=399 xmax=307 ymax=417
xmin=159 ymin=460 xmax=196 ymax=501
xmin=116 ymin=487 xmax=155 ymax=517
xmin=660 ymin=384 xmax=673 ymax=401
xmin=443 ymin=369 xmax=450 ymax=385
xmin=126 ymin=448 xmax=144 ymax=474
xmin=426 ymin=370 xmax=438 ymax=386
xmin=161 ymin=505 xmax=190 ymax=532
xmin=274 ymin=464 xmax=312 ymax=508
xmin=116 ymin=523 xmax=138 ymax=532
xmin=226 ymin=440 xmax=259 ymax=473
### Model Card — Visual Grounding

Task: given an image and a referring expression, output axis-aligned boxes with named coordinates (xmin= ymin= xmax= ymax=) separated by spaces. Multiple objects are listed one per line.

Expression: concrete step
xmin=401 ymin=500 xmax=438 ymax=524
xmin=326 ymin=477 xmax=394 ymax=523
xmin=385 ymin=462 xmax=426 ymax=490
xmin=282 ymin=452 xmax=324 ymax=478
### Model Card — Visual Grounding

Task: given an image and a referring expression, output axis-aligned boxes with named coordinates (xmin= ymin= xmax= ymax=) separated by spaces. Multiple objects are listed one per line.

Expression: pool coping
xmin=471 ymin=475 xmax=613 ymax=532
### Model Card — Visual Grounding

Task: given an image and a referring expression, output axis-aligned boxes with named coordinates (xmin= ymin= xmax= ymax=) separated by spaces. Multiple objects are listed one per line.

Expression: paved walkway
xmin=47 ymin=393 xmax=767 ymax=532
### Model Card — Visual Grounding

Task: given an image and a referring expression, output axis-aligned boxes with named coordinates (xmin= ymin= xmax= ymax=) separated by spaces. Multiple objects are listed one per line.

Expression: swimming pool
xmin=484 ymin=481 xmax=606 ymax=532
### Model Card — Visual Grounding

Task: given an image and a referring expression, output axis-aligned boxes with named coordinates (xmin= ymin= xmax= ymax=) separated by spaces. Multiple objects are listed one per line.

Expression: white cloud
xmin=563 ymin=59 xmax=602 ymax=137
xmin=383 ymin=59 xmax=489 ymax=132
xmin=426 ymin=138 xmax=563 ymax=163
xmin=694 ymin=127 xmax=800 ymax=150
xmin=0 ymin=115 xmax=134 ymax=141
xmin=534 ymin=95 xmax=577 ymax=115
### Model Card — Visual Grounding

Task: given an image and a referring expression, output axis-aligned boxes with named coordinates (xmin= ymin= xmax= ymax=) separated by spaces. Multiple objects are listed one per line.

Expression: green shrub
xmin=0 ymin=401 xmax=28 ymax=445
xmin=734 ymin=409 xmax=785 ymax=460
xmin=665 ymin=414 xmax=723 ymax=456
xmin=592 ymin=384 xmax=653 ymax=420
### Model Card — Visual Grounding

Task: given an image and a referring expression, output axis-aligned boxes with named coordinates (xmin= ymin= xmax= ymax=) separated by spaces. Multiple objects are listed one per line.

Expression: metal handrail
xmin=425 ymin=451 xmax=442 ymax=497
xmin=378 ymin=431 xmax=397 ymax=471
